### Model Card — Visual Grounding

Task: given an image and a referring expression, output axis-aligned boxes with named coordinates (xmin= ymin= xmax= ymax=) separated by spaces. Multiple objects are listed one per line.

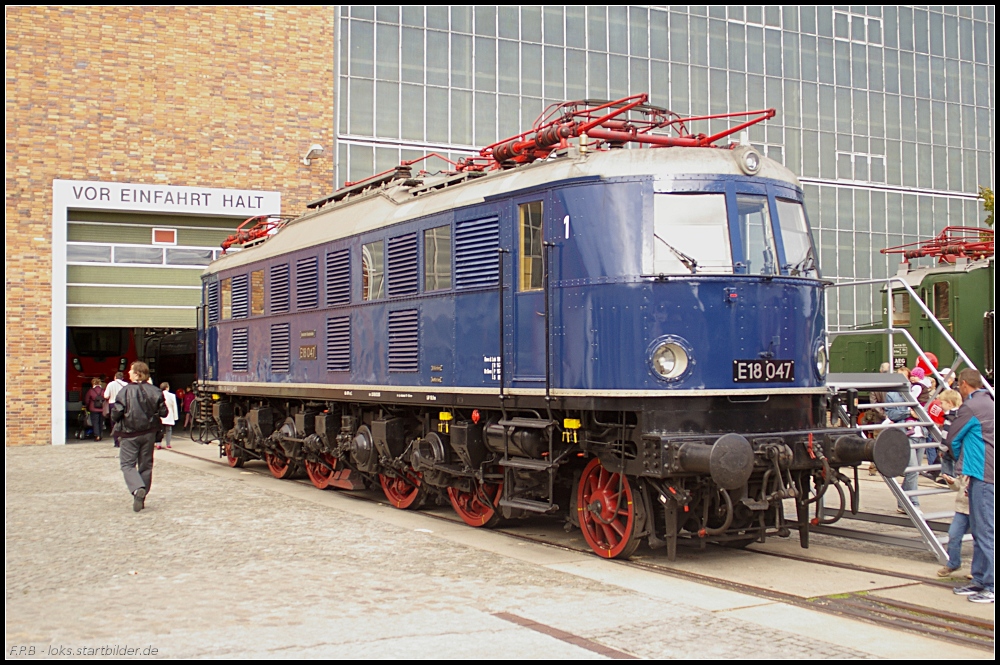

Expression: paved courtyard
xmin=4 ymin=441 xmax=988 ymax=659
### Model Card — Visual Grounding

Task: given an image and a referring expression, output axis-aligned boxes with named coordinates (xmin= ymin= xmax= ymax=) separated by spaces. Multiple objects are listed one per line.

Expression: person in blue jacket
xmin=946 ymin=369 xmax=994 ymax=604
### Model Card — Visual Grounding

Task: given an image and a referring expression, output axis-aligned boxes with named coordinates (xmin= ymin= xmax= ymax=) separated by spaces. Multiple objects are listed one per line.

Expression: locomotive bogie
xmin=205 ymin=390 xmax=903 ymax=557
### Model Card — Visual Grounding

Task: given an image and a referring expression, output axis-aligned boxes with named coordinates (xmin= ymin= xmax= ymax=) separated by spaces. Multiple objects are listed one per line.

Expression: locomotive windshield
xmin=69 ymin=327 xmax=126 ymax=358
xmin=652 ymin=191 xmax=818 ymax=278
xmin=736 ymin=194 xmax=778 ymax=276
xmin=776 ymin=199 xmax=818 ymax=278
xmin=653 ymin=194 xmax=732 ymax=274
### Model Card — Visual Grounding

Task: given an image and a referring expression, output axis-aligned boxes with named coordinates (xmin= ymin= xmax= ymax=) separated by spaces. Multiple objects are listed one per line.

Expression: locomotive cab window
xmin=519 ymin=201 xmax=543 ymax=291
xmin=736 ymin=195 xmax=778 ymax=276
xmin=775 ymin=199 xmax=818 ymax=278
xmin=220 ymin=278 xmax=232 ymax=320
xmin=362 ymin=240 xmax=384 ymax=301
xmin=424 ymin=225 xmax=451 ymax=291
xmin=892 ymin=291 xmax=911 ymax=326
xmin=653 ymin=194 xmax=732 ymax=274
xmin=250 ymin=270 xmax=265 ymax=315
xmin=933 ymin=282 xmax=950 ymax=319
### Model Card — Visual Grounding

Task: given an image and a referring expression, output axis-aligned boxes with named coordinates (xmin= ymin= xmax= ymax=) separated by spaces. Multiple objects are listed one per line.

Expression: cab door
xmin=509 ymin=196 xmax=547 ymax=383
xmin=931 ymin=279 xmax=953 ymax=337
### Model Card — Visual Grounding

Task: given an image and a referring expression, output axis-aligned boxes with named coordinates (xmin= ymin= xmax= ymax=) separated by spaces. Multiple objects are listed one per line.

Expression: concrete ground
xmin=5 ymin=435 xmax=992 ymax=659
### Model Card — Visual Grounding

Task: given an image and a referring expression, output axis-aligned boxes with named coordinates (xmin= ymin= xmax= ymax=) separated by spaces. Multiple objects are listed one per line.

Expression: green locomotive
xmin=829 ymin=227 xmax=995 ymax=380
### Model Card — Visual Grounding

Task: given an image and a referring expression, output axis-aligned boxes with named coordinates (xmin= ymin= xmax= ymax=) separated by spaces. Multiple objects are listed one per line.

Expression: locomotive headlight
xmin=650 ymin=340 xmax=690 ymax=381
xmin=814 ymin=343 xmax=829 ymax=379
xmin=733 ymin=145 xmax=762 ymax=175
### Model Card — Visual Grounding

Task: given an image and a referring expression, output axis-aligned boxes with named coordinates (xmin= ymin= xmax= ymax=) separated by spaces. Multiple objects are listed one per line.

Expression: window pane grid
xmin=336 ymin=8 xmax=994 ymax=328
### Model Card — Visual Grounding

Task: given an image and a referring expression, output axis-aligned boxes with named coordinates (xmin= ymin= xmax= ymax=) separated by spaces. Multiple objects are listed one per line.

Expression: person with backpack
xmin=83 ymin=378 xmax=106 ymax=442
xmin=111 ymin=361 xmax=167 ymax=512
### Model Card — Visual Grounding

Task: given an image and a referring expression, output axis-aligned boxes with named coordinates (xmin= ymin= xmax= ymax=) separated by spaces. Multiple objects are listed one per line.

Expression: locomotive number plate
xmin=732 ymin=359 xmax=795 ymax=382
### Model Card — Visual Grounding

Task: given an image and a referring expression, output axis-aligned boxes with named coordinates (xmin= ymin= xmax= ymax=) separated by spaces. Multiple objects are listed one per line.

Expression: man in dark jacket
xmin=111 ymin=361 xmax=167 ymax=512
xmin=946 ymin=369 xmax=995 ymax=604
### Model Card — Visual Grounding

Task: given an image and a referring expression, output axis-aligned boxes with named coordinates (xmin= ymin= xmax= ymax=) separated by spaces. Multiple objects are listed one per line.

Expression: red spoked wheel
xmin=379 ymin=469 xmax=424 ymax=509
xmin=447 ymin=477 xmax=503 ymax=528
xmin=223 ymin=442 xmax=245 ymax=468
xmin=265 ymin=451 xmax=295 ymax=480
xmin=304 ymin=454 xmax=340 ymax=490
xmin=577 ymin=457 xmax=642 ymax=559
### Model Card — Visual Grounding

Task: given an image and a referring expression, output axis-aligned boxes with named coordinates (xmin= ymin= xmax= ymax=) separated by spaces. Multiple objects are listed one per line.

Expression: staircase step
xmin=859 ymin=401 xmax=920 ymax=409
xmin=499 ymin=497 xmax=558 ymax=513
xmin=827 ymin=373 xmax=910 ymax=391
xmin=904 ymin=488 xmax=953 ymax=497
xmin=920 ymin=511 xmax=956 ymax=521
xmin=904 ymin=464 xmax=941 ymax=473
xmin=937 ymin=533 xmax=975 ymax=544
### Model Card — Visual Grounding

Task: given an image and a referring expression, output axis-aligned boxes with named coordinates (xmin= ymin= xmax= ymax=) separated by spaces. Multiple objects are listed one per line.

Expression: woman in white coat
xmin=159 ymin=382 xmax=179 ymax=449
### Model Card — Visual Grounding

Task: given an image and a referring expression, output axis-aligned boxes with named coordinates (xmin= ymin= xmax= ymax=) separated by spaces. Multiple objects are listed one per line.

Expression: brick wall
xmin=5 ymin=6 xmax=335 ymax=444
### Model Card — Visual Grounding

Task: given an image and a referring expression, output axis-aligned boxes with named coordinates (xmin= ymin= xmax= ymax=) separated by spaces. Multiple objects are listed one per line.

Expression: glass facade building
xmin=335 ymin=6 xmax=994 ymax=327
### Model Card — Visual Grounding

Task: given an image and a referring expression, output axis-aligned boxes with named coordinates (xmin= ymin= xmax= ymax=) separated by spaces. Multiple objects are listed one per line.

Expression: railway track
xmin=168 ymin=446 xmax=994 ymax=652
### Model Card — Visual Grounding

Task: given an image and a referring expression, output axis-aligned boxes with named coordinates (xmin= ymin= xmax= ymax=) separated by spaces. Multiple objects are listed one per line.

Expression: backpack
xmin=91 ymin=387 xmax=104 ymax=410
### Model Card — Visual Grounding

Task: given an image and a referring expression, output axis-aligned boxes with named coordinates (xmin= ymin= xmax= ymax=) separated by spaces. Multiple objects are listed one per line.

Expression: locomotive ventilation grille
xmin=231 ymin=274 xmax=249 ymax=319
xmin=326 ymin=316 xmax=351 ymax=372
xmin=207 ymin=281 xmax=220 ymax=323
xmin=270 ymin=323 xmax=291 ymax=373
xmin=455 ymin=216 xmax=500 ymax=290
xmin=388 ymin=309 xmax=419 ymax=372
xmin=326 ymin=249 xmax=351 ymax=306
xmin=296 ymin=257 xmax=320 ymax=310
xmin=232 ymin=328 xmax=249 ymax=372
xmin=271 ymin=263 xmax=290 ymax=314
xmin=387 ymin=233 xmax=418 ymax=297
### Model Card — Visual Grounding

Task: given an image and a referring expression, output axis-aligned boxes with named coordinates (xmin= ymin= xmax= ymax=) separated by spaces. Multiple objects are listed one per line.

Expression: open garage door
xmin=52 ymin=180 xmax=281 ymax=445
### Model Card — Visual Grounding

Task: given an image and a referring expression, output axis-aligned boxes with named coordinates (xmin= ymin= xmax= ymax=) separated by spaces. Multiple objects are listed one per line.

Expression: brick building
xmin=5 ymin=7 xmax=336 ymax=444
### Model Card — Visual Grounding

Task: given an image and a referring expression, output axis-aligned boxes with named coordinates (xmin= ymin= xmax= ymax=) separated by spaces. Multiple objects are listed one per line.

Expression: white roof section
xmin=894 ymin=256 xmax=994 ymax=288
xmin=207 ymin=147 xmax=801 ymax=274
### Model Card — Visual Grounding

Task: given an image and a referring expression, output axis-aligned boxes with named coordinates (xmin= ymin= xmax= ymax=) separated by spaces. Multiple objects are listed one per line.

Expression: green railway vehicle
xmin=829 ymin=227 xmax=995 ymax=381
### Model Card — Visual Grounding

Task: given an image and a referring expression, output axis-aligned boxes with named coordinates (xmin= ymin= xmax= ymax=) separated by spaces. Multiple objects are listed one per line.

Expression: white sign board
xmin=54 ymin=179 xmax=281 ymax=216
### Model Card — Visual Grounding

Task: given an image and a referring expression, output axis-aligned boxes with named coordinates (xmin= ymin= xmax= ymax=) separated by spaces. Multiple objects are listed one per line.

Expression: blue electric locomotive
xmin=197 ymin=95 xmax=907 ymax=559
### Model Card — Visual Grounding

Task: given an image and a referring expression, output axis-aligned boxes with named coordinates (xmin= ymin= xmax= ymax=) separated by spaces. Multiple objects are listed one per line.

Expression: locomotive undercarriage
xmin=207 ymin=392 xmax=909 ymax=560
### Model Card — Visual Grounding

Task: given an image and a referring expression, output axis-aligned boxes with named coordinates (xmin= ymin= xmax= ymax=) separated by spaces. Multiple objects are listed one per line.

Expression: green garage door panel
xmin=69 ymin=210 xmax=246 ymax=229
xmin=68 ymin=285 xmax=199 ymax=307
xmin=65 ymin=211 xmax=238 ymax=328
xmin=68 ymin=265 xmax=203 ymax=287
xmin=68 ymin=224 xmax=234 ymax=248
xmin=66 ymin=306 xmax=198 ymax=328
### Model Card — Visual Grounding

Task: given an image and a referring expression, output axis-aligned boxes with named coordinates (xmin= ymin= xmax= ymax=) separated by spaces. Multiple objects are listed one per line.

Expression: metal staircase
xmin=822 ymin=276 xmax=993 ymax=564
xmin=825 ymin=373 xmax=957 ymax=563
